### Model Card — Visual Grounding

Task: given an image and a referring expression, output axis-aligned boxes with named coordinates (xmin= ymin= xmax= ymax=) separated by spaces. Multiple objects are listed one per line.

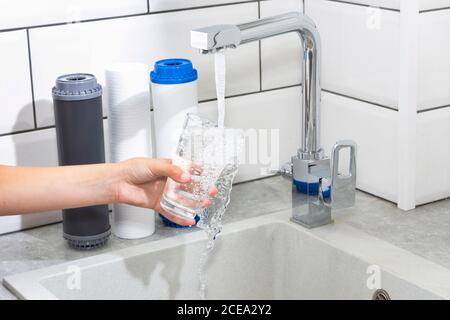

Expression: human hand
xmin=114 ymin=158 xmax=217 ymax=226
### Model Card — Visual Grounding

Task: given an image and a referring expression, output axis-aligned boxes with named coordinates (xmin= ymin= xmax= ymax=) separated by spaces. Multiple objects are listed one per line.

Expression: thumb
xmin=149 ymin=159 xmax=191 ymax=183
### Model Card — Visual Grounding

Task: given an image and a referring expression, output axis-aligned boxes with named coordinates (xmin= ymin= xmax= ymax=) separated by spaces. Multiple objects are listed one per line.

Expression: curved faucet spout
xmin=191 ymin=12 xmax=323 ymax=158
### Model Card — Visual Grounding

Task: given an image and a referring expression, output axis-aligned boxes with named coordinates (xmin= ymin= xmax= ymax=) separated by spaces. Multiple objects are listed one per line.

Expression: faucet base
xmin=291 ymin=201 xmax=333 ymax=228
xmin=290 ymin=216 xmax=334 ymax=229
xmin=291 ymin=180 xmax=333 ymax=228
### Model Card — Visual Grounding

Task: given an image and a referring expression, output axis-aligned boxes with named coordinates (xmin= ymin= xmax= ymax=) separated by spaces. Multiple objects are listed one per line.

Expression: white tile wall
xmin=0 ymin=31 xmax=34 ymax=134
xmin=320 ymin=91 xmax=398 ymax=203
xmin=0 ymin=128 xmax=61 ymax=234
xmin=0 ymin=211 xmax=61 ymax=235
xmin=416 ymin=108 xmax=450 ymax=205
xmin=260 ymin=0 xmax=303 ymax=90
xmin=0 ymin=120 xmax=109 ymax=234
xmin=306 ymin=0 xmax=400 ymax=108
xmin=419 ymin=9 xmax=450 ymax=110
xmin=0 ymin=128 xmax=57 ymax=167
xmin=199 ymin=86 xmax=302 ymax=182
xmin=29 ymin=3 xmax=259 ymax=127
xmin=0 ymin=0 xmax=147 ymax=30
xmin=149 ymin=0 xmax=252 ymax=12
xmin=415 ymin=5 xmax=450 ymax=207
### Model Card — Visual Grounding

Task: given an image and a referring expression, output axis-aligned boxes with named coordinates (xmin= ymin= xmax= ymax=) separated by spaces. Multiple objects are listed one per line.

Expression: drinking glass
xmin=160 ymin=113 xmax=243 ymax=220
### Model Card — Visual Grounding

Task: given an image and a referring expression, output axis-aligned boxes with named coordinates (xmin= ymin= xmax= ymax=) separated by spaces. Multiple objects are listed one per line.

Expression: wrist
xmin=105 ymin=162 xmax=128 ymax=204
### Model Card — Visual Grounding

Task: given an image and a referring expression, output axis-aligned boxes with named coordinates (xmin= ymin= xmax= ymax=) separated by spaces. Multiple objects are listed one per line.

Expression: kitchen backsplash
xmin=1 ymin=0 xmax=449 ymax=233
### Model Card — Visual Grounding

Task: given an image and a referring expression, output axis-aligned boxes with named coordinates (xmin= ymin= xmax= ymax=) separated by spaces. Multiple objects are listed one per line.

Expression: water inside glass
xmin=160 ymin=113 xmax=243 ymax=220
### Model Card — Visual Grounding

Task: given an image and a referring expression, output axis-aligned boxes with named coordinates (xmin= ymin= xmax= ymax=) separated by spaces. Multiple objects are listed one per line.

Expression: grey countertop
xmin=1 ymin=176 xmax=450 ymax=300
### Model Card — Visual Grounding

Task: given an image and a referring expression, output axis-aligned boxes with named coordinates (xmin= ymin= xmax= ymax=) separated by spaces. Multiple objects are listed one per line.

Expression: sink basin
xmin=4 ymin=210 xmax=450 ymax=299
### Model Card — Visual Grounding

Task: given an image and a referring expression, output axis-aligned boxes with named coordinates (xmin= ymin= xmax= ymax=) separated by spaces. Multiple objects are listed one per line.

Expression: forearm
xmin=0 ymin=164 xmax=122 ymax=215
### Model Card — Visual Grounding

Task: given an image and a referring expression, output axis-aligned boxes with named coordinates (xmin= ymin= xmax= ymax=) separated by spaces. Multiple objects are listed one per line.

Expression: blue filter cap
xmin=159 ymin=213 xmax=200 ymax=228
xmin=293 ymin=180 xmax=331 ymax=199
xmin=150 ymin=58 xmax=198 ymax=84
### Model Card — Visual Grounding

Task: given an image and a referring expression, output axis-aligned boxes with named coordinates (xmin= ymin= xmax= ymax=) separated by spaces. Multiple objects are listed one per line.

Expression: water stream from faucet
xmin=214 ymin=51 xmax=226 ymax=128
xmin=196 ymin=51 xmax=241 ymax=299
xmin=197 ymin=164 xmax=239 ymax=299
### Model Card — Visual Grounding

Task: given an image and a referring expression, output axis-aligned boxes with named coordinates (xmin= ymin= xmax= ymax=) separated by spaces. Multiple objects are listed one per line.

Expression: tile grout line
xmin=201 ymin=84 xmax=303 ymax=103
xmin=0 ymin=12 xmax=149 ymax=34
xmin=3 ymin=0 xmax=449 ymax=34
xmin=0 ymin=116 xmax=108 ymax=138
xmin=420 ymin=7 xmax=450 ymax=14
xmin=25 ymin=29 xmax=37 ymax=129
xmin=324 ymin=0 xmax=400 ymax=12
xmin=418 ymin=105 xmax=450 ymax=113
xmin=200 ymin=83 xmax=399 ymax=112
xmin=321 ymin=89 xmax=398 ymax=111
xmin=0 ymin=125 xmax=55 ymax=137
xmin=0 ymin=1 xmax=261 ymax=33
xmin=1 ymin=81 xmax=448 ymax=138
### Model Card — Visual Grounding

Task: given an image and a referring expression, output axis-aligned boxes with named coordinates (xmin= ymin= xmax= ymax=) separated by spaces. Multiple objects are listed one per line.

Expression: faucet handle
xmin=331 ymin=140 xmax=357 ymax=210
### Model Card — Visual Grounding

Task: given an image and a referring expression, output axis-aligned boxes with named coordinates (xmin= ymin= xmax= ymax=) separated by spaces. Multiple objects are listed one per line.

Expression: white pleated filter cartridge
xmin=105 ymin=63 xmax=155 ymax=239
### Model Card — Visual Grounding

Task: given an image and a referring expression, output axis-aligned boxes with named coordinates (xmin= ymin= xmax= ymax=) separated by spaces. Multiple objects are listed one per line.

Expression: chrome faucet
xmin=191 ymin=12 xmax=357 ymax=228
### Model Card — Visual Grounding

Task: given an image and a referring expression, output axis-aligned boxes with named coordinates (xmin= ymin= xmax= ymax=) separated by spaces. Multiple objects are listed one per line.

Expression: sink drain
xmin=372 ymin=289 xmax=391 ymax=300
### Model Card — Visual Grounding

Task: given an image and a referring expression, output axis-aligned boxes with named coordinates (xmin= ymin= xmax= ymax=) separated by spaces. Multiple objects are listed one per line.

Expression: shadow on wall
xmin=10 ymin=100 xmax=61 ymax=231
xmin=33 ymin=99 xmax=55 ymax=128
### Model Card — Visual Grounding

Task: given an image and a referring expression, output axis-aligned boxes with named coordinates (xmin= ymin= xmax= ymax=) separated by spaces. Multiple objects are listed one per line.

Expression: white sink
xmin=4 ymin=210 xmax=450 ymax=299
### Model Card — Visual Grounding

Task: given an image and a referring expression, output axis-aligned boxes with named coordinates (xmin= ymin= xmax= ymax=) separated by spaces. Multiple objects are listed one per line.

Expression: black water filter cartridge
xmin=52 ymin=74 xmax=110 ymax=250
